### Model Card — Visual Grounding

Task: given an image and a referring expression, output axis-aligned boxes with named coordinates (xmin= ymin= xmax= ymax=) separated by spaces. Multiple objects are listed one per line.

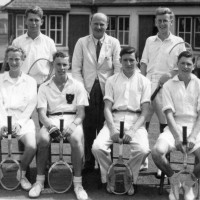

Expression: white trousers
xmin=92 ymin=112 xmax=150 ymax=184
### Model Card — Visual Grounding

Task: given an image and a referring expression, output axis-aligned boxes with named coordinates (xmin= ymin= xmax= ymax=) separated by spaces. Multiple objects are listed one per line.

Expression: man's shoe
xmin=29 ymin=182 xmax=44 ymax=198
xmin=21 ymin=177 xmax=32 ymax=191
xmin=169 ymin=176 xmax=181 ymax=200
xmin=106 ymin=183 xmax=112 ymax=193
xmin=74 ymin=185 xmax=88 ymax=200
xmin=169 ymin=188 xmax=178 ymax=200
xmin=127 ymin=185 xmax=135 ymax=195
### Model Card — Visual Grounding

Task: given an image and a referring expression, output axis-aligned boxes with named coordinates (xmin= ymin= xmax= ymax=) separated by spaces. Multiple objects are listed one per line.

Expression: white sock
xmin=73 ymin=176 xmax=82 ymax=188
xmin=36 ymin=175 xmax=45 ymax=186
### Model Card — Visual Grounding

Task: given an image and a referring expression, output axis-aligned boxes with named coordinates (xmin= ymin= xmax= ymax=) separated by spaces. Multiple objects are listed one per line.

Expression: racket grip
xmin=120 ymin=121 xmax=124 ymax=139
xmin=7 ymin=116 xmax=12 ymax=135
xmin=182 ymin=126 xmax=187 ymax=145
xmin=60 ymin=119 xmax=64 ymax=132
xmin=151 ymin=85 xmax=162 ymax=101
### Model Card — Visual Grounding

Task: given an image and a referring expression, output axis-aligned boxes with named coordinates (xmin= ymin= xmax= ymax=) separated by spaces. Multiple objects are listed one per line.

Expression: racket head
xmin=168 ymin=41 xmax=193 ymax=71
xmin=28 ymin=58 xmax=53 ymax=85
xmin=107 ymin=162 xmax=133 ymax=195
xmin=48 ymin=160 xmax=73 ymax=193
xmin=0 ymin=158 xmax=21 ymax=190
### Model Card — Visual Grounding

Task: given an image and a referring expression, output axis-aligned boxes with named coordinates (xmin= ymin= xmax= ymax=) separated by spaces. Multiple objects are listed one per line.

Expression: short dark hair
xmin=155 ymin=7 xmax=174 ymax=20
xmin=53 ymin=51 xmax=68 ymax=61
xmin=5 ymin=45 xmax=26 ymax=61
xmin=120 ymin=46 xmax=137 ymax=58
xmin=25 ymin=6 xmax=43 ymax=19
xmin=178 ymin=51 xmax=195 ymax=63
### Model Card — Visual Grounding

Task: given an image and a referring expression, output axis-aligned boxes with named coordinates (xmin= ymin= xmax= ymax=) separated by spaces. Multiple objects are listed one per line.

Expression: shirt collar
xmin=172 ymin=74 xmax=196 ymax=82
xmin=46 ymin=74 xmax=74 ymax=86
xmin=25 ymin=32 xmax=42 ymax=40
xmin=92 ymin=34 xmax=105 ymax=45
xmin=3 ymin=71 xmax=26 ymax=83
xmin=154 ymin=32 xmax=173 ymax=42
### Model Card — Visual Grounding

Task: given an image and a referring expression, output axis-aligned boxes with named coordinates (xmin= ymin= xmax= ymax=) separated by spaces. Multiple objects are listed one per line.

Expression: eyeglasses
xmin=157 ymin=19 xmax=171 ymax=24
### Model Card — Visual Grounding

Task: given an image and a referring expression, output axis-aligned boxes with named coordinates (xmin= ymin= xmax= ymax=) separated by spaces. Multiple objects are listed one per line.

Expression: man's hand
xmin=12 ymin=123 xmax=21 ymax=136
xmin=63 ymin=122 xmax=77 ymax=138
xmin=158 ymin=73 xmax=172 ymax=86
xmin=187 ymin=135 xmax=196 ymax=151
xmin=175 ymin=136 xmax=185 ymax=153
xmin=48 ymin=125 xmax=62 ymax=141
xmin=111 ymin=133 xmax=131 ymax=144
xmin=0 ymin=126 xmax=8 ymax=138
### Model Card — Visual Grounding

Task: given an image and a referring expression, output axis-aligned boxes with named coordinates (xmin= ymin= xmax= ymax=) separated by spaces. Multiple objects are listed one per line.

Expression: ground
xmin=0 ymin=114 xmax=195 ymax=200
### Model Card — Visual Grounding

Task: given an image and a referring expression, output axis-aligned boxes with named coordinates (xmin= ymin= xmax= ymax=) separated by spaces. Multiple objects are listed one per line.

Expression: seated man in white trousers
xmin=92 ymin=46 xmax=151 ymax=195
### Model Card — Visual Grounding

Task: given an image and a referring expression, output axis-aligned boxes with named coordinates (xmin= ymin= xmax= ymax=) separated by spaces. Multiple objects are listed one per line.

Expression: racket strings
xmin=48 ymin=162 xmax=73 ymax=193
xmin=0 ymin=160 xmax=21 ymax=190
xmin=107 ymin=165 xmax=132 ymax=194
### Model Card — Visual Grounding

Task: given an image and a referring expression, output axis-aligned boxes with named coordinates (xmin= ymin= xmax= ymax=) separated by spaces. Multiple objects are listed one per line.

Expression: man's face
xmin=91 ymin=14 xmax=108 ymax=39
xmin=155 ymin=14 xmax=172 ymax=35
xmin=178 ymin=56 xmax=194 ymax=76
xmin=121 ymin=53 xmax=137 ymax=73
xmin=54 ymin=57 xmax=70 ymax=78
xmin=25 ymin=13 xmax=43 ymax=34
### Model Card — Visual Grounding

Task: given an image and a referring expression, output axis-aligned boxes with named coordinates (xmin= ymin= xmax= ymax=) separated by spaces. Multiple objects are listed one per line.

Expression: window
xmin=177 ymin=16 xmax=200 ymax=50
xmin=49 ymin=15 xmax=63 ymax=45
xmin=106 ymin=16 xmax=129 ymax=45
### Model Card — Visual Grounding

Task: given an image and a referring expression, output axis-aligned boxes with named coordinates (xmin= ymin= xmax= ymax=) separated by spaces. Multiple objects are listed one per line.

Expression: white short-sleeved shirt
xmin=140 ymin=33 xmax=184 ymax=78
xmin=104 ymin=71 xmax=151 ymax=111
xmin=0 ymin=72 xmax=37 ymax=128
xmin=12 ymin=32 xmax=57 ymax=84
xmin=162 ymin=74 xmax=200 ymax=128
xmin=37 ymin=74 xmax=89 ymax=114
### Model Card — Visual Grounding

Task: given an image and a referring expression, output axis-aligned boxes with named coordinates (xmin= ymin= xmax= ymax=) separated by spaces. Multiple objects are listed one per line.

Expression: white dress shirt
xmin=12 ymin=32 xmax=57 ymax=84
xmin=0 ymin=72 xmax=37 ymax=128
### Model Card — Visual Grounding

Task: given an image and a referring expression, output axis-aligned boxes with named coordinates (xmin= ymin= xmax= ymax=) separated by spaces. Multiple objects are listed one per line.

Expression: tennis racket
xmin=107 ymin=121 xmax=133 ymax=195
xmin=48 ymin=119 xmax=73 ymax=193
xmin=0 ymin=116 xmax=21 ymax=190
xmin=170 ymin=126 xmax=198 ymax=200
xmin=168 ymin=41 xmax=193 ymax=71
xmin=27 ymin=58 xmax=53 ymax=86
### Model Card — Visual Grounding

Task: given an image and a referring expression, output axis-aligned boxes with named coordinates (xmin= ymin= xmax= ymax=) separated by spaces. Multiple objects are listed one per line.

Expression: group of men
xmin=0 ymin=4 xmax=199 ymax=200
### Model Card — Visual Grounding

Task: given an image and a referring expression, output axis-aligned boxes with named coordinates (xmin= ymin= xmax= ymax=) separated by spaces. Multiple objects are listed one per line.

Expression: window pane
xmin=124 ymin=32 xmax=129 ymax=45
xmin=178 ymin=33 xmax=184 ymax=40
xmin=119 ymin=31 xmax=123 ymax=44
xmin=195 ymin=33 xmax=200 ymax=48
xmin=185 ymin=33 xmax=191 ymax=44
xmin=17 ymin=30 xmax=23 ymax=36
xmin=50 ymin=31 xmax=55 ymax=41
xmin=57 ymin=31 xmax=61 ymax=44
xmin=50 ymin=16 xmax=55 ymax=29
xmin=41 ymin=16 xmax=46 ymax=30
xmin=57 ymin=17 xmax=62 ymax=29
xmin=186 ymin=18 xmax=191 ymax=32
xmin=179 ymin=18 xmax=184 ymax=32
xmin=110 ymin=30 xmax=116 ymax=38
xmin=195 ymin=17 xmax=200 ymax=32
xmin=119 ymin=18 xmax=124 ymax=30
xmin=110 ymin=17 xmax=116 ymax=30
xmin=17 ymin=16 xmax=23 ymax=29
xmin=125 ymin=18 xmax=129 ymax=30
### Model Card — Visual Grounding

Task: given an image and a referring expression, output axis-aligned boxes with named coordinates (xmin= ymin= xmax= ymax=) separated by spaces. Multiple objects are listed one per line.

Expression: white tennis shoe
xmin=29 ymin=182 xmax=44 ymax=198
xmin=21 ymin=177 xmax=32 ymax=191
xmin=74 ymin=185 xmax=88 ymax=200
xmin=183 ymin=182 xmax=197 ymax=200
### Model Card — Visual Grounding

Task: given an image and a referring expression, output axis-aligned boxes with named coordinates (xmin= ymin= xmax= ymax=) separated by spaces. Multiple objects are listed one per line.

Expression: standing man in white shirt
xmin=92 ymin=46 xmax=151 ymax=195
xmin=152 ymin=51 xmax=200 ymax=200
xmin=140 ymin=7 xmax=185 ymax=175
xmin=12 ymin=5 xmax=57 ymax=86
xmin=72 ymin=12 xmax=121 ymax=173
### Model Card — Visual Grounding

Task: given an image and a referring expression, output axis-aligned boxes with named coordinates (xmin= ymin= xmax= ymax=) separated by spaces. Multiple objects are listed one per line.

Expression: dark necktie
xmin=96 ymin=40 xmax=101 ymax=61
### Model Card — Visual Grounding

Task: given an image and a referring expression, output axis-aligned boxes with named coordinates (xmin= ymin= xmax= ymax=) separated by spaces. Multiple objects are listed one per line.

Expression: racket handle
xmin=60 ymin=119 xmax=64 ymax=132
xmin=182 ymin=126 xmax=187 ymax=145
xmin=151 ymin=85 xmax=162 ymax=101
xmin=120 ymin=121 xmax=124 ymax=139
xmin=7 ymin=116 xmax=12 ymax=135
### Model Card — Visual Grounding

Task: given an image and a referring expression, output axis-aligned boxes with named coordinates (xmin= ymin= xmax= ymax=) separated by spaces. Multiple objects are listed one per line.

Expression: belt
xmin=49 ymin=112 xmax=76 ymax=116
xmin=112 ymin=109 xmax=141 ymax=114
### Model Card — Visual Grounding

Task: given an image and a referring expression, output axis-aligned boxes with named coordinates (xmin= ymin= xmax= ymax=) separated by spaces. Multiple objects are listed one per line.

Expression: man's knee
xmin=152 ymin=140 xmax=168 ymax=160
